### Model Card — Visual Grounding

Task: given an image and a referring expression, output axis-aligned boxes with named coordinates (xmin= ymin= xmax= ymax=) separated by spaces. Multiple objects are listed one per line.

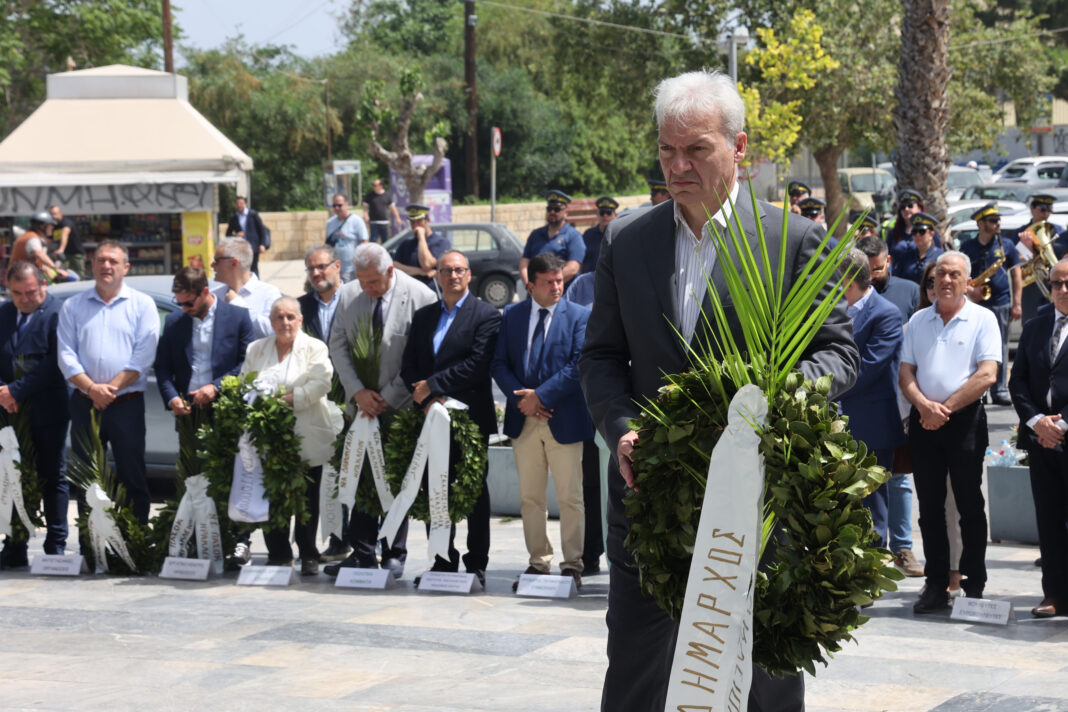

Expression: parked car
xmin=992 ymin=156 xmax=1068 ymax=187
xmin=949 ymin=212 xmax=1068 ymax=250
xmin=945 ymin=165 xmax=985 ymax=201
xmin=838 ymin=167 xmax=896 ymax=222
xmin=47 ymin=275 xmax=203 ymax=487
xmin=383 ymin=222 xmax=524 ymax=308
xmin=946 ymin=200 xmax=1027 ymax=227
xmin=959 ymin=183 xmax=1068 ymax=204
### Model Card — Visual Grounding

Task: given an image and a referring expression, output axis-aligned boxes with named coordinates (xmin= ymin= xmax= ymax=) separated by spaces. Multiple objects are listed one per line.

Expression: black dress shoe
xmin=581 ymin=560 xmax=601 ymax=576
xmin=319 ymin=537 xmax=352 ymax=562
xmin=913 ymin=587 xmax=950 ymax=614
xmin=323 ymin=554 xmax=375 ymax=577
xmin=382 ymin=558 xmax=405 ymax=580
xmin=467 ymin=568 xmax=486 ymax=588
xmin=414 ymin=559 xmax=458 ymax=586
xmin=0 ymin=547 xmax=29 ymax=569
xmin=991 ymin=394 xmax=1012 ymax=406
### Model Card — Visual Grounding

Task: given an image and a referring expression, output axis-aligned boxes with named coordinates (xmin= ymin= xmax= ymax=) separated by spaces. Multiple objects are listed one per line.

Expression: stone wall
xmin=234 ymin=193 xmax=649 ymax=262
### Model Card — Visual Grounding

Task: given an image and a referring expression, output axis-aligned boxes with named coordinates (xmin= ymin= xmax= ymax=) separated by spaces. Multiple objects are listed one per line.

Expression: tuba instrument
xmin=1019 ymin=221 xmax=1059 ymax=299
xmin=970 ymin=255 xmax=1005 ymax=301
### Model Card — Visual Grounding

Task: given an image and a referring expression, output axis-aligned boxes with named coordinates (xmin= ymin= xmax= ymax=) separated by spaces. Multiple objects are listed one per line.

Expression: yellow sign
xmin=181 ymin=211 xmax=214 ymax=276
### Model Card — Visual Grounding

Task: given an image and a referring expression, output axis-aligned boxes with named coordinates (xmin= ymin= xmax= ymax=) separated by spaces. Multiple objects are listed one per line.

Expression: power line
xmin=261 ymin=0 xmax=335 ymax=45
xmin=473 ymin=0 xmax=694 ymax=42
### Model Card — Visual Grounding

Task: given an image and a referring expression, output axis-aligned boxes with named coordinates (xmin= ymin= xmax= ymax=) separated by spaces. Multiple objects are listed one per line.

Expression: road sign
xmin=492 ymin=127 xmax=502 ymax=157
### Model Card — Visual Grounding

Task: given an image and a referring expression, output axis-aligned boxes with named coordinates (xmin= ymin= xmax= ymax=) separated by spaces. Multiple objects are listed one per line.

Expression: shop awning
xmin=0 ymin=65 xmax=252 ymax=213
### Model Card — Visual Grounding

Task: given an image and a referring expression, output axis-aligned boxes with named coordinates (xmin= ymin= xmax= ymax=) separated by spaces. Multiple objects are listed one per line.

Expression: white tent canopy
xmin=0 ymin=65 xmax=252 ymax=215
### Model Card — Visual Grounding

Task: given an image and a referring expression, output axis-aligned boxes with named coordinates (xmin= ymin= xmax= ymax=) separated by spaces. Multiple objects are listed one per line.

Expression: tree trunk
xmin=893 ymin=0 xmax=951 ymax=235
xmin=814 ymin=146 xmax=846 ymax=237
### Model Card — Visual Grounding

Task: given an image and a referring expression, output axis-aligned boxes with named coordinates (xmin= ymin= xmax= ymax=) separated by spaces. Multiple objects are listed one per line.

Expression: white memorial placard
xmin=417 ymin=571 xmax=478 ymax=594
xmin=334 ymin=567 xmax=394 ymax=590
xmin=30 ymin=554 xmax=88 ymax=576
xmin=159 ymin=556 xmax=213 ymax=581
xmin=515 ymin=573 xmax=576 ymax=598
xmin=236 ymin=565 xmax=297 ymax=587
xmin=951 ymin=597 xmax=1014 ymax=626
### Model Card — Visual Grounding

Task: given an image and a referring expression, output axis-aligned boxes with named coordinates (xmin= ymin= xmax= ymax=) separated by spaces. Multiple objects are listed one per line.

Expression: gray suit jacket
xmin=328 ymin=269 xmax=437 ymax=413
xmin=579 ymin=197 xmax=860 ymax=561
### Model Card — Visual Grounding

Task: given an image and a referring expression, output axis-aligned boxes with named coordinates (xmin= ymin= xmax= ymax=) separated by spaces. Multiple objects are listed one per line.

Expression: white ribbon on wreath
xmin=0 ymin=425 xmax=32 ymax=539
xmin=664 ymin=384 xmax=767 ymax=712
xmin=321 ymin=415 xmax=394 ymax=542
xmin=85 ymin=483 xmax=138 ymax=574
xmin=168 ymin=474 xmax=225 ymax=574
xmin=379 ymin=399 xmax=467 ymax=562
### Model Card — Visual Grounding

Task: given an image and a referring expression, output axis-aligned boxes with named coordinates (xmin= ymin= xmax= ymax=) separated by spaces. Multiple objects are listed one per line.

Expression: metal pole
xmin=162 ymin=0 xmax=174 ymax=73
xmin=728 ymin=30 xmax=737 ymax=84
xmin=324 ymin=79 xmax=333 ymax=164
xmin=491 ymin=151 xmax=497 ymax=223
xmin=464 ymin=1 xmax=479 ymax=198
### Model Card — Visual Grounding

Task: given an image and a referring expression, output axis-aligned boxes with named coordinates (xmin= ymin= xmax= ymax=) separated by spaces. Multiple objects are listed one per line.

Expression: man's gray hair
xmin=218 ymin=236 xmax=253 ymax=272
xmin=840 ymin=248 xmax=872 ymax=291
xmin=654 ymin=70 xmax=745 ymax=140
xmin=305 ymin=244 xmax=338 ymax=264
xmin=353 ymin=242 xmax=392 ymax=274
xmin=937 ymin=250 xmax=972 ymax=275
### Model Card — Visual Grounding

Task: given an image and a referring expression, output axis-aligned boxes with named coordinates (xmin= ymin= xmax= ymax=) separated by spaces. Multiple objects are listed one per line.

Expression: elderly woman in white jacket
xmin=240 ymin=296 xmax=343 ymax=575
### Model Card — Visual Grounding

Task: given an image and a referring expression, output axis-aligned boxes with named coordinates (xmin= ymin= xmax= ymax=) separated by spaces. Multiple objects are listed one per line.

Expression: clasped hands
xmin=917 ymin=399 xmax=952 ymax=430
xmin=1034 ymin=414 xmax=1066 ymax=450
xmin=514 ymin=388 xmax=551 ymax=420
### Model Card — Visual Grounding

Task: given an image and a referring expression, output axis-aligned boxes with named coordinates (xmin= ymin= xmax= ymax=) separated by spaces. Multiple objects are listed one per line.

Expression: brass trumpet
xmin=970 ymin=255 xmax=1005 ymax=301
xmin=1019 ymin=220 xmax=1058 ymax=299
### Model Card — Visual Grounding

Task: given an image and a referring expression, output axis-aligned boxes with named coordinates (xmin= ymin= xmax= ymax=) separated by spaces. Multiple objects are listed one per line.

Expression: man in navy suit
xmin=0 ymin=262 xmax=70 ymax=567
xmin=1009 ymin=257 xmax=1068 ymax=618
xmin=837 ymin=249 xmax=905 ymax=548
xmin=492 ymin=253 xmax=594 ymax=590
xmin=155 ymin=266 xmax=254 ymax=416
xmin=226 ymin=196 xmax=270 ymax=276
xmin=401 ymin=249 xmax=501 ymax=585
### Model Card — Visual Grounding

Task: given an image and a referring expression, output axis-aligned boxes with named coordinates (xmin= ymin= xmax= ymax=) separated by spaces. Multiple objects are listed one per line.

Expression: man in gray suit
xmin=579 ymin=70 xmax=859 ymax=712
xmin=325 ymin=242 xmax=437 ymax=578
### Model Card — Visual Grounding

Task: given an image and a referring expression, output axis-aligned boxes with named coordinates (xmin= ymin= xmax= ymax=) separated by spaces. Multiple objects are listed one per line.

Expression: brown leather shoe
xmin=1032 ymin=597 xmax=1061 ymax=618
xmin=561 ymin=567 xmax=583 ymax=591
xmin=512 ymin=565 xmax=546 ymax=592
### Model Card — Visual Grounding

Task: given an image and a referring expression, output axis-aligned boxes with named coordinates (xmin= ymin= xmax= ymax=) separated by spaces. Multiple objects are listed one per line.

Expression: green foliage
xmin=0 ymin=0 xmax=165 ymax=134
xmin=342 ymin=0 xmax=461 ymax=57
xmin=383 ymin=408 xmax=486 ymax=523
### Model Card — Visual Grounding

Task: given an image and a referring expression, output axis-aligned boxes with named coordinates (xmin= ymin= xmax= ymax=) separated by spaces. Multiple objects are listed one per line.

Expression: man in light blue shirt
xmin=327 ymin=194 xmax=368 ymax=282
xmin=58 ymin=241 xmax=160 ymax=523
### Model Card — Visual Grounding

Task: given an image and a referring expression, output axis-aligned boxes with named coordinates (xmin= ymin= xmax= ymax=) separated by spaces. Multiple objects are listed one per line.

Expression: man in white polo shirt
xmin=900 ymin=250 xmax=1001 ymax=614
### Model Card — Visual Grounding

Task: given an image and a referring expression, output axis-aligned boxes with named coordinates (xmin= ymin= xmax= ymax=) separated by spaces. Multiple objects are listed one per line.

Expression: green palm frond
xmin=66 ymin=410 xmax=126 ymax=505
xmin=350 ymin=315 xmax=382 ymax=390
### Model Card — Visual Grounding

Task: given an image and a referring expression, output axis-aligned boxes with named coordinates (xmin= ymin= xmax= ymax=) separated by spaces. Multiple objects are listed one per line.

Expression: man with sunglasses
xmin=519 ymin=190 xmax=585 ymax=286
xmin=580 ymin=196 xmax=618 ymax=275
xmin=326 ymin=194 xmax=368 ymax=283
xmin=1010 ymin=257 xmax=1068 ymax=618
xmin=961 ymin=202 xmax=1021 ymax=407
xmin=786 ymin=180 xmax=810 ymax=215
xmin=155 ymin=266 xmax=253 ymax=418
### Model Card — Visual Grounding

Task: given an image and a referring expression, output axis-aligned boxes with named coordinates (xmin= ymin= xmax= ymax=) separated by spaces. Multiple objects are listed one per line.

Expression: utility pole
xmin=324 ymin=79 xmax=333 ymax=164
xmin=162 ymin=0 xmax=174 ymax=73
xmin=464 ymin=1 xmax=479 ymax=198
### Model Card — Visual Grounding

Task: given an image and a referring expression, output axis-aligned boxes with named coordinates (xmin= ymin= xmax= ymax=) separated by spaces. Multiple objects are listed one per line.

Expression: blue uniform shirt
xmin=580 ymin=225 xmax=606 ymax=274
xmin=523 ymin=223 xmax=585 ymax=264
xmin=890 ymin=241 xmax=944 ymax=286
xmin=395 ymin=231 xmax=450 ymax=288
xmin=960 ymin=235 xmax=1019 ymax=307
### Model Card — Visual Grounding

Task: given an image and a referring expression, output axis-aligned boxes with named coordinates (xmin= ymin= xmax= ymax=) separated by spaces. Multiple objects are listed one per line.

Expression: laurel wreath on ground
xmin=382 ymin=408 xmax=486 ymax=523
xmin=200 ymin=375 xmax=312 ymax=533
xmin=626 ymin=365 xmax=902 ymax=677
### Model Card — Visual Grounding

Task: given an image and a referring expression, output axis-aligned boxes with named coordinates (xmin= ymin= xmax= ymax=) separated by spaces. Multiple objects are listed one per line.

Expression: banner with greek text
xmin=319 ymin=464 xmax=344 ymax=543
xmin=0 ymin=426 xmax=32 ymax=539
xmin=168 ymin=474 xmax=225 ymax=574
xmin=228 ymin=432 xmax=269 ymax=523
xmin=337 ymin=416 xmax=393 ymax=514
xmin=379 ymin=399 xmax=466 ymax=562
xmin=665 ymin=385 xmax=767 ymax=712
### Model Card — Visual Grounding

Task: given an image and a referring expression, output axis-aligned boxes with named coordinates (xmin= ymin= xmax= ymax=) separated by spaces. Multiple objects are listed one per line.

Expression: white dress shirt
xmin=674 ymin=182 xmax=739 ymax=342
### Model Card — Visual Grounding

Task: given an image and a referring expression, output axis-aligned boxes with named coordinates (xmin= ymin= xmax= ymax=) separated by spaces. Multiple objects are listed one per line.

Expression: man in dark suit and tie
xmin=579 ymin=70 xmax=859 ymax=711
xmin=837 ymin=249 xmax=905 ymax=548
xmin=491 ymin=253 xmax=594 ymax=590
xmin=155 ymin=266 xmax=254 ymax=416
xmin=1009 ymin=257 xmax=1068 ymax=618
xmin=402 ymin=249 xmax=501 ymax=586
xmin=226 ymin=196 xmax=270 ymax=276
xmin=0 ymin=262 xmax=70 ymax=567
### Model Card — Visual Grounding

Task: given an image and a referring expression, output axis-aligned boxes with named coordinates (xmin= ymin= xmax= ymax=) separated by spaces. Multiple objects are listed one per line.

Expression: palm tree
xmin=893 ymin=0 xmax=951 ymax=235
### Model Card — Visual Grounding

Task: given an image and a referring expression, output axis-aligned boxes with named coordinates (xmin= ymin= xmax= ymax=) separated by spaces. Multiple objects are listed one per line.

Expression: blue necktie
xmin=527 ymin=308 xmax=548 ymax=381
xmin=13 ymin=312 xmax=27 ymax=345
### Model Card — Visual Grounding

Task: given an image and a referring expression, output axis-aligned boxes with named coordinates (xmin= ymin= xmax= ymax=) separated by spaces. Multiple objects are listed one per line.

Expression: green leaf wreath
xmin=67 ymin=410 xmax=156 ymax=575
xmin=625 ymin=186 xmax=902 ymax=677
xmin=0 ymin=405 xmax=44 ymax=543
xmin=200 ymin=374 xmax=313 ymax=533
xmin=382 ymin=408 xmax=486 ymax=523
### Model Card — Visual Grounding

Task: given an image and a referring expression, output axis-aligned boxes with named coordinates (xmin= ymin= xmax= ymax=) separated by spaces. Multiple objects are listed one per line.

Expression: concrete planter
xmin=987 ymin=464 xmax=1039 ymax=544
xmin=486 ymin=445 xmax=560 ymax=517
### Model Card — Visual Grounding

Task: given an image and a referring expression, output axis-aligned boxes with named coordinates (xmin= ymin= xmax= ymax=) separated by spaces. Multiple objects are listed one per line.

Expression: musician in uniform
xmin=1014 ymin=194 xmax=1068 ymax=324
xmin=960 ymin=203 xmax=1021 ymax=406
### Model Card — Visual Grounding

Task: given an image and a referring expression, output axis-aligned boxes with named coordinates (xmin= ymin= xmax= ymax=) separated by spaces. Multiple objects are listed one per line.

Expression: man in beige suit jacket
xmin=326 ymin=242 xmax=437 ymax=578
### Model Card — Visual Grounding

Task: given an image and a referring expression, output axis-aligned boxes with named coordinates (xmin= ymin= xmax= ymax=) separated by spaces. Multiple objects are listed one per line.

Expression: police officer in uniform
xmin=890 ymin=212 xmax=944 ymax=285
xmin=393 ymin=204 xmax=450 ymax=289
xmin=787 ymin=181 xmax=811 ymax=215
xmin=519 ymin=190 xmax=585 ymax=286
xmin=581 ymin=196 xmax=618 ymax=275
xmin=961 ymin=202 xmax=1021 ymax=406
xmin=798 ymin=196 xmax=827 ymax=230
